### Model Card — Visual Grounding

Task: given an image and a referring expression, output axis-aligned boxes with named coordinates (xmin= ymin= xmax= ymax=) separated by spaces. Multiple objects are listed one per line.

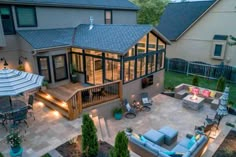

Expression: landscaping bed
xmin=56 ymin=136 xmax=113 ymax=157
xmin=213 ymin=129 xmax=236 ymax=157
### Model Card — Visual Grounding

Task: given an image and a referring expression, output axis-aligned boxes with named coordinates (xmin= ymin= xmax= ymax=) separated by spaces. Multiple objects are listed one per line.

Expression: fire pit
xmin=183 ymin=94 xmax=205 ymax=110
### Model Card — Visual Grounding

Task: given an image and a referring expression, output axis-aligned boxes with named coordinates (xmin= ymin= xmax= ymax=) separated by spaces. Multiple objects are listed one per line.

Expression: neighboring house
xmin=0 ymin=0 xmax=170 ymax=100
xmin=157 ymin=0 xmax=236 ymax=67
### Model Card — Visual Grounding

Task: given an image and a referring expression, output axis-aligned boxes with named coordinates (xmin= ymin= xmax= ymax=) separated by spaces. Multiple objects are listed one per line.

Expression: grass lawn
xmin=164 ymin=71 xmax=236 ymax=103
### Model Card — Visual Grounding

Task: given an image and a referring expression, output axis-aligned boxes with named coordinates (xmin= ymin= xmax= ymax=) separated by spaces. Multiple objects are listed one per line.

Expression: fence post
xmin=187 ymin=61 xmax=190 ymax=76
xmin=167 ymin=58 xmax=170 ymax=71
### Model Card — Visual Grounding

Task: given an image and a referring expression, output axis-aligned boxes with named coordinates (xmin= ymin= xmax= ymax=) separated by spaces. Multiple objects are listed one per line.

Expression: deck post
xmin=77 ymin=91 xmax=83 ymax=117
xmin=118 ymin=80 xmax=123 ymax=101
xmin=67 ymin=99 xmax=75 ymax=120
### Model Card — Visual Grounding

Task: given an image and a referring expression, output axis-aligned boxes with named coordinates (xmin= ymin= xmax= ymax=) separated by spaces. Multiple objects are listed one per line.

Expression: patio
xmin=0 ymin=94 xmax=234 ymax=157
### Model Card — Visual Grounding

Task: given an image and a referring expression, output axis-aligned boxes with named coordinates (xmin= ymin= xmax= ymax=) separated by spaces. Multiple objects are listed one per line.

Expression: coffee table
xmin=183 ymin=95 xmax=205 ymax=110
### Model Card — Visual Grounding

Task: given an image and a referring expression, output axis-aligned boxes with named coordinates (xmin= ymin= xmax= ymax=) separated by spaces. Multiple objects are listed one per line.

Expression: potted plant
xmin=70 ymin=64 xmax=79 ymax=83
xmin=41 ymin=80 xmax=48 ymax=91
xmin=6 ymin=131 xmax=23 ymax=153
xmin=0 ymin=152 xmax=4 ymax=157
xmin=113 ymin=107 xmax=123 ymax=120
xmin=17 ymin=65 xmax=25 ymax=71
xmin=228 ymin=100 xmax=236 ymax=115
xmin=125 ymin=127 xmax=133 ymax=136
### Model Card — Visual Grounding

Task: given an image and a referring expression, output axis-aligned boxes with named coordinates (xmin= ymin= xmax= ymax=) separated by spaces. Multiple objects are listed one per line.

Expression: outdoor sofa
xmin=174 ymin=83 xmax=222 ymax=109
xmin=129 ymin=130 xmax=208 ymax=157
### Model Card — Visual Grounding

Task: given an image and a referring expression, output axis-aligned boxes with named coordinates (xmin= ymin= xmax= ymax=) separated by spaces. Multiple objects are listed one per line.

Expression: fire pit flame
xmin=191 ymin=94 xmax=198 ymax=100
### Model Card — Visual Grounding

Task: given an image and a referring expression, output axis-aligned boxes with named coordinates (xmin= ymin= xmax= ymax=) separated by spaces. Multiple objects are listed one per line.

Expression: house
xmin=157 ymin=0 xmax=236 ymax=67
xmin=0 ymin=0 xmax=170 ymax=108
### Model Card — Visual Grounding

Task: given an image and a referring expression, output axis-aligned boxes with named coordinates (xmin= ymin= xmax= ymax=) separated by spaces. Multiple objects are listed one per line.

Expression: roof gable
xmin=157 ymin=0 xmax=217 ymax=41
xmin=0 ymin=0 xmax=139 ymax=10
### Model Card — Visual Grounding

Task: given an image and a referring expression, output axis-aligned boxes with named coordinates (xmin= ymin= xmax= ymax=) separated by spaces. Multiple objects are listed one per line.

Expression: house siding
xmin=112 ymin=10 xmax=137 ymax=24
xmin=166 ymin=0 xmax=236 ymax=66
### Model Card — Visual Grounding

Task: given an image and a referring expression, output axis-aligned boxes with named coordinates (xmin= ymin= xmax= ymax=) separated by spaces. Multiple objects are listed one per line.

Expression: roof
xmin=17 ymin=28 xmax=74 ymax=49
xmin=17 ymin=24 xmax=171 ymax=55
xmin=157 ymin=0 xmax=217 ymax=41
xmin=213 ymin=35 xmax=228 ymax=40
xmin=0 ymin=0 xmax=139 ymax=10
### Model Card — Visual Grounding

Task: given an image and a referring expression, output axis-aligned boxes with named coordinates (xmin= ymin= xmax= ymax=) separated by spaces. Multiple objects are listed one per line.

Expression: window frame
xmin=211 ymin=41 xmax=226 ymax=60
xmin=37 ymin=56 xmax=51 ymax=83
xmin=52 ymin=54 xmax=68 ymax=82
xmin=71 ymin=52 xmax=84 ymax=73
xmin=0 ymin=5 xmax=15 ymax=35
xmin=104 ymin=10 xmax=112 ymax=24
xmin=15 ymin=6 xmax=37 ymax=27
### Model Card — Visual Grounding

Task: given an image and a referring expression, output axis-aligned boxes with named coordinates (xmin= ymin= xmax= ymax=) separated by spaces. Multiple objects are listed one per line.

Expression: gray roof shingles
xmin=17 ymin=28 xmax=74 ymax=49
xmin=157 ymin=1 xmax=216 ymax=41
xmin=74 ymin=24 xmax=152 ymax=54
xmin=1 ymin=0 xmax=139 ymax=10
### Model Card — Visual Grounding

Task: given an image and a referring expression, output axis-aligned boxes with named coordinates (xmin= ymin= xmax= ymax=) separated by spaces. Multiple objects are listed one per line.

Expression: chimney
xmin=89 ymin=16 xmax=94 ymax=30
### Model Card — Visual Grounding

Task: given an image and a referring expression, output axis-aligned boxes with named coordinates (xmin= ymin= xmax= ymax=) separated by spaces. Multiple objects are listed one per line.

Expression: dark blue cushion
xmin=187 ymin=136 xmax=196 ymax=149
xmin=145 ymin=142 xmax=160 ymax=155
xmin=178 ymin=137 xmax=190 ymax=148
xmin=172 ymin=144 xmax=189 ymax=153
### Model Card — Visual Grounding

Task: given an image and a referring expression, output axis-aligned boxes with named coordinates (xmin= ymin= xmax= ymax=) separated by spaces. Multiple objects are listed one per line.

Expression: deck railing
xmin=66 ymin=80 xmax=123 ymax=120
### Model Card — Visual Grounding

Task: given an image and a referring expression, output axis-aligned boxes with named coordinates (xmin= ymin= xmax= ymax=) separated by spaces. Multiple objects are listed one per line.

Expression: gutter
xmin=33 ymin=45 xmax=71 ymax=53
xmin=176 ymin=0 xmax=220 ymax=41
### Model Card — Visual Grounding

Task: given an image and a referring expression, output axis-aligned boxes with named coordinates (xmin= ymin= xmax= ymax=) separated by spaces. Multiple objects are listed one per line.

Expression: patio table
xmin=0 ymin=100 xmax=27 ymax=114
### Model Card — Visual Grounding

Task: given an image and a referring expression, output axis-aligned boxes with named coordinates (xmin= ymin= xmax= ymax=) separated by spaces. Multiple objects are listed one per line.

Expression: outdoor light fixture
xmin=0 ymin=57 xmax=8 ymax=67
xmin=18 ymin=56 xmax=27 ymax=65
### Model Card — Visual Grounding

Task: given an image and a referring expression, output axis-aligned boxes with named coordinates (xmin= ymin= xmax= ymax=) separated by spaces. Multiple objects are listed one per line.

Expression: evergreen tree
xmin=109 ymin=131 xmax=129 ymax=157
xmin=192 ymin=75 xmax=199 ymax=86
xmin=216 ymin=76 xmax=226 ymax=92
xmin=82 ymin=114 xmax=98 ymax=157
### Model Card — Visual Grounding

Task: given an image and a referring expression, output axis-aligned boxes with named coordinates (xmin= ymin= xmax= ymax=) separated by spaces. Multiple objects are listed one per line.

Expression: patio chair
xmin=27 ymin=95 xmax=35 ymax=120
xmin=0 ymin=113 xmax=7 ymax=131
xmin=205 ymin=113 xmax=223 ymax=130
xmin=140 ymin=93 xmax=153 ymax=106
xmin=123 ymin=99 xmax=136 ymax=119
xmin=11 ymin=107 xmax=28 ymax=132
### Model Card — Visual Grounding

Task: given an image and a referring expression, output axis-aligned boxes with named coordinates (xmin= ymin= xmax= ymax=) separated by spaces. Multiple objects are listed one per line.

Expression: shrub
xmin=109 ymin=131 xmax=129 ymax=157
xmin=6 ymin=131 xmax=22 ymax=148
xmin=0 ymin=152 xmax=3 ymax=157
xmin=216 ymin=76 xmax=226 ymax=92
xmin=192 ymin=75 xmax=199 ymax=86
xmin=112 ymin=107 xmax=123 ymax=116
xmin=82 ymin=114 xmax=98 ymax=157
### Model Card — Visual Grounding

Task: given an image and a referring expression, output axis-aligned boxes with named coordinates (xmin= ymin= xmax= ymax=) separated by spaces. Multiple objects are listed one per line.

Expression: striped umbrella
xmin=0 ymin=68 xmax=44 ymax=96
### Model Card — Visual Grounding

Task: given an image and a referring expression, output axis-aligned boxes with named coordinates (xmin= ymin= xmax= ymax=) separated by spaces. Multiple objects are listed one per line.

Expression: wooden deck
xmin=44 ymin=83 xmax=88 ymax=101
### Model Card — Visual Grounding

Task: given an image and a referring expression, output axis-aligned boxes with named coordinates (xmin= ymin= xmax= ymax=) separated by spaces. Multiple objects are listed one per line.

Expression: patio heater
xmin=216 ymin=86 xmax=229 ymax=116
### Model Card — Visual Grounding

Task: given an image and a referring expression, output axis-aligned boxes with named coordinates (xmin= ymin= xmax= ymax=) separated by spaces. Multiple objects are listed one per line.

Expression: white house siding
xmin=122 ymin=70 xmax=164 ymax=103
xmin=166 ymin=0 xmax=236 ymax=66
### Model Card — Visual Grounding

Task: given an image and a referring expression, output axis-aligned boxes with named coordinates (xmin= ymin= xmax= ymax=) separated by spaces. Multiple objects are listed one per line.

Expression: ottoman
xmin=143 ymin=129 xmax=165 ymax=145
xmin=158 ymin=126 xmax=178 ymax=146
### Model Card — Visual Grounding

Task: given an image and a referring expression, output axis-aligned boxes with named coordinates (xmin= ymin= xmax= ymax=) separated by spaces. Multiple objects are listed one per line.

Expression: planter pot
xmin=71 ymin=74 xmax=78 ymax=83
xmin=228 ymin=107 xmax=236 ymax=115
xmin=114 ymin=113 xmax=122 ymax=120
xmin=11 ymin=146 xmax=21 ymax=153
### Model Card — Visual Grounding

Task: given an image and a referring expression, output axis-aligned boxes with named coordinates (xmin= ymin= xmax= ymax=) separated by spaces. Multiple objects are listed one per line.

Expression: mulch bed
xmin=213 ymin=129 xmax=236 ymax=157
xmin=56 ymin=136 xmax=113 ymax=157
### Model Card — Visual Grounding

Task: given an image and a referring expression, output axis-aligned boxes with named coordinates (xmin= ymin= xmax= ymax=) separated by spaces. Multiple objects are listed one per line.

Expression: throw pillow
xmin=140 ymin=136 xmax=147 ymax=143
xmin=195 ymin=134 xmax=201 ymax=141
xmin=202 ymin=90 xmax=211 ymax=97
xmin=187 ymin=136 xmax=196 ymax=149
xmin=164 ymin=151 xmax=183 ymax=157
xmin=132 ymin=133 xmax=140 ymax=140
xmin=164 ymin=151 xmax=175 ymax=155
xmin=142 ymin=98 xmax=149 ymax=104
xmin=192 ymin=88 xmax=200 ymax=95
xmin=189 ymin=86 xmax=193 ymax=93
xmin=210 ymin=91 xmax=216 ymax=98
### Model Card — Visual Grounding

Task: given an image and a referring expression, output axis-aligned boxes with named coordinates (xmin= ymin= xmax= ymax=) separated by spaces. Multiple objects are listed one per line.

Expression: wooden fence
xmin=165 ymin=58 xmax=236 ymax=83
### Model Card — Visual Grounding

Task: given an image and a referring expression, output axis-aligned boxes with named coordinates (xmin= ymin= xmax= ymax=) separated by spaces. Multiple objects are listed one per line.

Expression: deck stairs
xmin=92 ymin=115 xmax=111 ymax=142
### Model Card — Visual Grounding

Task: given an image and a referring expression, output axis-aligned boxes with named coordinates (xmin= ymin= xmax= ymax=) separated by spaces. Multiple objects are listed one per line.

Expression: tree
xmin=82 ymin=114 xmax=98 ymax=157
xmin=228 ymin=35 xmax=236 ymax=46
xmin=192 ymin=75 xmax=199 ymax=86
xmin=131 ymin=0 xmax=170 ymax=25
xmin=109 ymin=131 xmax=129 ymax=157
xmin=216 ymin=76 xmax=226 ymax=92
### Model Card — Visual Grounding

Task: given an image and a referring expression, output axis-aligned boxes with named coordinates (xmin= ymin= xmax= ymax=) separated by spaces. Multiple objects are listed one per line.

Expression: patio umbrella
xmin=0 ymin=68 xmax=44 ymax=96
xmin=216 ymin=86 xmax=229 ymax=116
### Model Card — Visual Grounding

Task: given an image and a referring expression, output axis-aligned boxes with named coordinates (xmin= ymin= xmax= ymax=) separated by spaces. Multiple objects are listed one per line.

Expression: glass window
xmin=85 ymin=50 xmax=102 ymax=56
xmin=52 ymin=54 xmax=68 ymax=81
xmin=105 ymin=59 xmax=120 ymax=81
xmin=71 ymin=53 xmax=84 ymax=72
xmin=125 ymin=47 xmax=135 ymax=58
xmin=124 ymin=60 xmax=135 ymax=83
xmin=15 ymin=6 xmax=37 ymax=27
xmin=214 ymin=44 xmax=222 ymax=57
xmin=137 ymin=57 xmax=146 ymax=78
xmin=105 ymin=10 xmax=112 ymax=24
xmin=157 ymin=52 xmax=165 ymax=70
xmin=105 ymin=53 xmax=120 ymax=59
xmin=137 ymin=35 xmax=147 ymax=55
xmin=0 ymin=6 xmax=15 ymax=35
xmin=37 ymin=57 xmax=51 ymax=83
xmin=158 ymin=39 xmax=165 ymax=50
xmin=148 ymin=54 xmax=156 ymax=74
xmin=148 ymin=33 xmax=157 ymax=52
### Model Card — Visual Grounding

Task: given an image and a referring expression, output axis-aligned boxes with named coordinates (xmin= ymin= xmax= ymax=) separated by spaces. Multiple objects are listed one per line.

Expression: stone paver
xmin=0 ymin=101 xmax=81 ymax=157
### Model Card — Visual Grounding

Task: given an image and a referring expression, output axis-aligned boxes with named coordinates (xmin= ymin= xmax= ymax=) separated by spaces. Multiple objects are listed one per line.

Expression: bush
xmin=112 ymin=107 xmax=123 ymax=116
xmin=216 ymin=76 xmax=226 ymax=92
xmin=0 ymin=152 xmax=4 ymax=157
xmin=109 ymin=131 xmax=129 ymax=157
xmin=82 ymin=114 xmax=98 ymax=157
xmin=192 ymin=75 xmax=199 ymax=86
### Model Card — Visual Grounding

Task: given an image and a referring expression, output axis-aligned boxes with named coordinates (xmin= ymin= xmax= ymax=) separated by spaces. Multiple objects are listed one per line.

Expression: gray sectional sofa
xmin=129 ymin=134 xmax=208 ymax=157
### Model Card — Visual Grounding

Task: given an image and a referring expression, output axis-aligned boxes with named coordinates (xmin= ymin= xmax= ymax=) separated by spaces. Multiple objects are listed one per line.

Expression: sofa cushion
xmin=188 ymin=86 xmax=193 ymax=93
xmin=187 ymin=136 xmax=196 ymax=149
xmin=178 ymin=137 xmax=190 ymax=148
xmin=189 ymin=142 xmax=198 ymax=154
xmin=210 ymin=91 xmax=216 ymax=98
xmin=145 ymin=142 xmax=159 ymax=155
xmin=163 ymin=151 xmax=184 ymax=157
xmin=202 ymin=90 xmax=211 ymax=97
xmin=172 ymin=144 xmax=189 ymax=153
xmin=144 ymin=129 xmax=165 ymax=145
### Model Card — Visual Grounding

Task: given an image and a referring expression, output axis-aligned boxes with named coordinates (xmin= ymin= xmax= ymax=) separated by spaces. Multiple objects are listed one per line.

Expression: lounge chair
xmin=141 ymin=93 xmax=153 ymax=106
xmin=123 ymin=99 xmax=136 ymax=119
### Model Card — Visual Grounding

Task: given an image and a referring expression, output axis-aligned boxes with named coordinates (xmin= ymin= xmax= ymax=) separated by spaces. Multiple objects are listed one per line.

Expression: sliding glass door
xmin=37 ymin=56 xmax=51 ymax=83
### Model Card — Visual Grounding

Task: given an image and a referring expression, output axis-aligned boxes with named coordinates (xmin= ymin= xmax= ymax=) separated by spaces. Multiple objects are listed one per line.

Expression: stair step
xmin=92 ymin=116 xmax=102 ymax=140
xmin=99 ymin=117 xmax=109 ymax=140
xmin=48 ymin=149 xmax=63 ymax=157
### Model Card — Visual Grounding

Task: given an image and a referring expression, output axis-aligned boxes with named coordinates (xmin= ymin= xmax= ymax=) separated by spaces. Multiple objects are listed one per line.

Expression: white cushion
xmin=126 ymin=103 xmax=131 ymax=112
xmin=142 ymin=98 xmax=149 ymax=104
